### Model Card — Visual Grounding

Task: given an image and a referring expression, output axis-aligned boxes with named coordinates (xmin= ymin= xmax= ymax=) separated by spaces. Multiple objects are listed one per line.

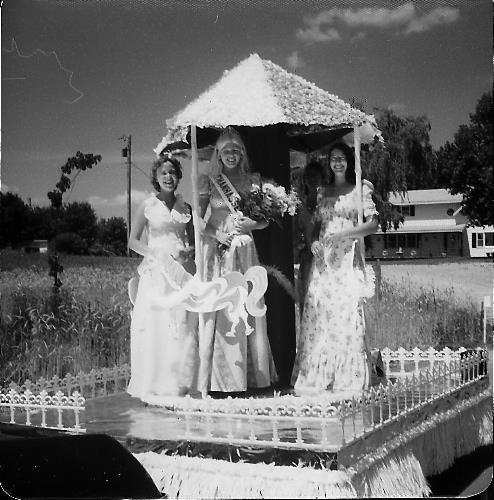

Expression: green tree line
xmin=0 ymin=195 xmax=127 ymax=256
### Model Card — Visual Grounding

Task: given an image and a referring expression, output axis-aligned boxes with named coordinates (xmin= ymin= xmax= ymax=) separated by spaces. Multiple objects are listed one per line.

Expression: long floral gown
xmin=200 ymin=173 xmax=276 ymax=392
xmin=127 ymin=194 xmax=198 ymax=401
xmin=292 ymin=181 xmax=377 ymax=397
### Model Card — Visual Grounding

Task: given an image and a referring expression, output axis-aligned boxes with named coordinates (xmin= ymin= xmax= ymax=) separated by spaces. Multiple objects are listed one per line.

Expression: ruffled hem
xmin=294 ymin=343 xmax=369 ymax=396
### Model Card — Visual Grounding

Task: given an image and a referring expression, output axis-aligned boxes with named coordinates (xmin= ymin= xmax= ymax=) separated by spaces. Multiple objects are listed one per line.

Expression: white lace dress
xmin=127 ymin=194 xmax=198 ymax=401
xmin=292 ymin=181 xmax=377 ymax=397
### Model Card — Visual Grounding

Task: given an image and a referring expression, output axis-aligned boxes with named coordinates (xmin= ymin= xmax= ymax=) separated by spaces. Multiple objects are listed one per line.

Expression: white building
xmin=367 ymin=189 xmax=494 ymax=259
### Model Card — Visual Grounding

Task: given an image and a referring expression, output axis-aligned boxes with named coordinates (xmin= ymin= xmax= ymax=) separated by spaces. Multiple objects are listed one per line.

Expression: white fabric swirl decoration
xmin=149 ymin=251 xmax=268 ymax=337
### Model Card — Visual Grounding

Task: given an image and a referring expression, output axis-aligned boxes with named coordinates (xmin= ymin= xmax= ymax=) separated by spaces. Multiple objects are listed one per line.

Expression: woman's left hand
xmin=323 ymin=233 xmax=341 ymax=245
xmin=234 ymin=216 xmax=257 ymax=234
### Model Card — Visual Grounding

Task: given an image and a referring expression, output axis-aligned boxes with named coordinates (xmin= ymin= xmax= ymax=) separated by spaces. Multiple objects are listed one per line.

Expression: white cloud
xmin=296 ymin=2 xmax=460 ymax=43
xmin=286 ymin=51 xmax=306 ymax=70
xmin=87 ymin=189 xmax=151 ymax=210
xmin=296 ymin=26 xmax=341 ymax=43
xmin=404 ymin=6 xmax=459 ymax=34
xmin=340 ymin=3 xmax=416 ymax=29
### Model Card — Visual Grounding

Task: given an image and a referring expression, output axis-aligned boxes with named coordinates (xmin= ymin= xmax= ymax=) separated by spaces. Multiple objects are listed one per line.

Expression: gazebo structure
xmin=155 ymin=53 xmax=381 ymax=387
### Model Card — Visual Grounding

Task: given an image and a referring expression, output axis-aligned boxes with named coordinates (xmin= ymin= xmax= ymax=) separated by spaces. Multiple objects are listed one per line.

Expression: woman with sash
xmin=199 ymin=127 xmax=276 ymax=393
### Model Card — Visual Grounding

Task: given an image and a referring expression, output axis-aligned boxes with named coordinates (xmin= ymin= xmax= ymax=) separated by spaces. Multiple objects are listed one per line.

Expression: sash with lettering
xmin=209 ymin=174 xmax=253 ymax=265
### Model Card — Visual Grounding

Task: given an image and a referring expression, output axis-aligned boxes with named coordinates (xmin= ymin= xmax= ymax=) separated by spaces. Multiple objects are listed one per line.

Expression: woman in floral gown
xmin=292 ymin=143 xmax=378 ymax=397
xmin=198 ymin=126 xmax=276 ymax=394
xmin=127 ymin=155 xmax=198 ymax=401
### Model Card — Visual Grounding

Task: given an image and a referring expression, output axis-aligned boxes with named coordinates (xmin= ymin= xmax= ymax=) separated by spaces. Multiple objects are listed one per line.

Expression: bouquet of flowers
xmin=217 ymin=179 xmax=300 ymax=257
xmin=235 ymin=180 xmax=300 ymax=226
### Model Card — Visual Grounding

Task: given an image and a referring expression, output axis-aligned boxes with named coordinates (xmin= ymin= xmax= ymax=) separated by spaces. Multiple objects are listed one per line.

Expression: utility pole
xmin=120 ymin=135 xmax=132 ymax=256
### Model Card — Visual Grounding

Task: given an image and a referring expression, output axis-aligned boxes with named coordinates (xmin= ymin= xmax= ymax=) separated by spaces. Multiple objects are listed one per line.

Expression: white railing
xmin=381 ymin=346 xmax=469 ymax=379
xmin=5 ymin=364 xmax=131 ymax=399
xmin=339 ymin=349 xmax=488 ymax=445
xmin=0 ymin=348 xmax=487 ymax=445
xmin=0 ymin=388 xmax=85 ymax=432
xmin=170 ymin=348 xmax=488 ymax=450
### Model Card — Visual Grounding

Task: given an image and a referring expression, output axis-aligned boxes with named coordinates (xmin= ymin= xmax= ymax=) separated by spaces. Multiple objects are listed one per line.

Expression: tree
xmin=48 ymin=151 xmax=102 ymax=209
xmin=362 ymin=108 xmax=438 ymax=230
xmin=0 ymin=192 xmax=33 ymax=247
xmin=437 ymin=92 xmax=493 ymax=226
xmin=95 ymin=217 xmax=128 ymax=256
xmin=29 ymin=206 xmax=59 ymax=241
xmin=59 ymin=201 xmax=98 ymax=245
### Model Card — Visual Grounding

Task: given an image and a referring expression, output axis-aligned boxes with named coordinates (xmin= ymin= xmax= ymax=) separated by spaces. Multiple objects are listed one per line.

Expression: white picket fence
xmin=0 ymin=348 xmax=488 ymax=444
xmin=0 ymin=389 xmax=85 ymax=432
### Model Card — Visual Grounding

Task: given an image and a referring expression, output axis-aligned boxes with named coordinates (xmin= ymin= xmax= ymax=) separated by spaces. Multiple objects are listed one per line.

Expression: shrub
xmin=50 ymin=232 xmax=88 ymax=255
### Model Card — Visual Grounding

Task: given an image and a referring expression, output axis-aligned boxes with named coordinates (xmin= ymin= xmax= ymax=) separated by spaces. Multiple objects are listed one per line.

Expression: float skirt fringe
xmin=134 ymin=390 xmax=492 ymax=499
xmin=134 ymin=453 xmax=357 ymax=499
xmin=346 ymin=388 xmax=492 ymax=497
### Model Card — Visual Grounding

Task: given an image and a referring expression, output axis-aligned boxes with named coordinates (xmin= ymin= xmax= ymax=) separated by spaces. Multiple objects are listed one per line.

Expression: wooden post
xmin=190 ymin=125 xmax=202 ymax=276
xmin=126 ymin=135 xmax=132 ymax=257
xmin=354 ymin=123 xmax=366 ymax=263
xmin=481 ymin=296 xmax=488 ymax=345
xmin=354 ymin=124 xmax=363 ymax=225
xmin=191 ymin=125 xmax=210 ymax=398
xmin=375 ymin=258 xmax=382 ymax=302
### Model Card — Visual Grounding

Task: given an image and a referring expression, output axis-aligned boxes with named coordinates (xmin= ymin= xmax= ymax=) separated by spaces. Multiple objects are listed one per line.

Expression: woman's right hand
xmin=310 ymin=240 xmax=324 ymax=260
xmin=217 ymin=230 xmax=235 ymax=247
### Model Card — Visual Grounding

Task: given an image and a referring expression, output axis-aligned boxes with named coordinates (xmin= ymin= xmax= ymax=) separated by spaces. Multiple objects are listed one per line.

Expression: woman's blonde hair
xmin=209 ymin=126 xmax=250 ymax=176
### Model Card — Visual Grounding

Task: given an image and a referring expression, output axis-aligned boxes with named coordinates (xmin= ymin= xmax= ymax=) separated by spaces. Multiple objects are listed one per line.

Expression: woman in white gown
xmin=127 ymin=154 xmax=198 ymax=400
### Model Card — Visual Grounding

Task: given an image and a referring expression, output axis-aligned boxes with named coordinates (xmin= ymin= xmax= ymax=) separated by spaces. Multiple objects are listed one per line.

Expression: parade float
xmin=1 ymin=54 xmax=491 ymax=498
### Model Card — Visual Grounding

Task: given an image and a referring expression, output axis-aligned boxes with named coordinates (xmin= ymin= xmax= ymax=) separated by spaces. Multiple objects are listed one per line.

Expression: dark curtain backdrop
xmin=237 ymin=125 xmax=296 ymax=387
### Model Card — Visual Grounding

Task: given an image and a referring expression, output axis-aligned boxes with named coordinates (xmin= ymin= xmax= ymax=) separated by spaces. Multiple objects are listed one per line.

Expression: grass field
xmin=0 ymin=250 xmax=489 ymax=384
xmin=378 ymin=258 xmax=492 ymax=305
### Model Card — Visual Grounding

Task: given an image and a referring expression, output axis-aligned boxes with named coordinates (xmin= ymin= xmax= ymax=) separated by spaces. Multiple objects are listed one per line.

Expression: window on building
xmin=398 ymin=205 xmax=415 ymax=217
xmin=407 ymin=234 xmax=418 ymax=248
xmin=471 ymin=232 xmax=489 ymax=248
xmin=384 ymin=234 xmax=396 ymax=249
xmin=383 ymin=233 xmax=419 ymax=249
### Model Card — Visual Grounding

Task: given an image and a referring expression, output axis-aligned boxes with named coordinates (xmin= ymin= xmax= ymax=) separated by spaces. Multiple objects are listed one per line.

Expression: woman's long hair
xmin=209 ymin=126 xmax=251 ymax=177
xmin=302 ymin=160 xmax=325 ymax=214
xmin=327 ymin=142 xmax=356 ymax=185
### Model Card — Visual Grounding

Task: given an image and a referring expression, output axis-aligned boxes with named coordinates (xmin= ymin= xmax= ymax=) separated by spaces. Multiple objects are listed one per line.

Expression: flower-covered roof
xmin=155 ymin=53 xmax=380 ymax=155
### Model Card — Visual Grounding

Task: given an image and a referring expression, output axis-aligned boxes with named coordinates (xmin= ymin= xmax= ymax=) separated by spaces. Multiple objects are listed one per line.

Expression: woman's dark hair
xmin=151 ymin=154 xmax=183 ymax=192
xmin=302 ymin=160 xmax=324 ymax=196
xmin=327 ymin=142 xmax=356 ymax=185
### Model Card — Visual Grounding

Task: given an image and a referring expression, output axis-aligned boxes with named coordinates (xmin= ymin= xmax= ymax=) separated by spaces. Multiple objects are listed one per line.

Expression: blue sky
xmin=1 ymin=0 xmax=492 ymax=219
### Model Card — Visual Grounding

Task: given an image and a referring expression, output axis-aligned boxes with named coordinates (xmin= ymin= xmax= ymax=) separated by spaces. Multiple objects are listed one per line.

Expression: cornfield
xmin=0 ymin=250 xmax=487 ymax=385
